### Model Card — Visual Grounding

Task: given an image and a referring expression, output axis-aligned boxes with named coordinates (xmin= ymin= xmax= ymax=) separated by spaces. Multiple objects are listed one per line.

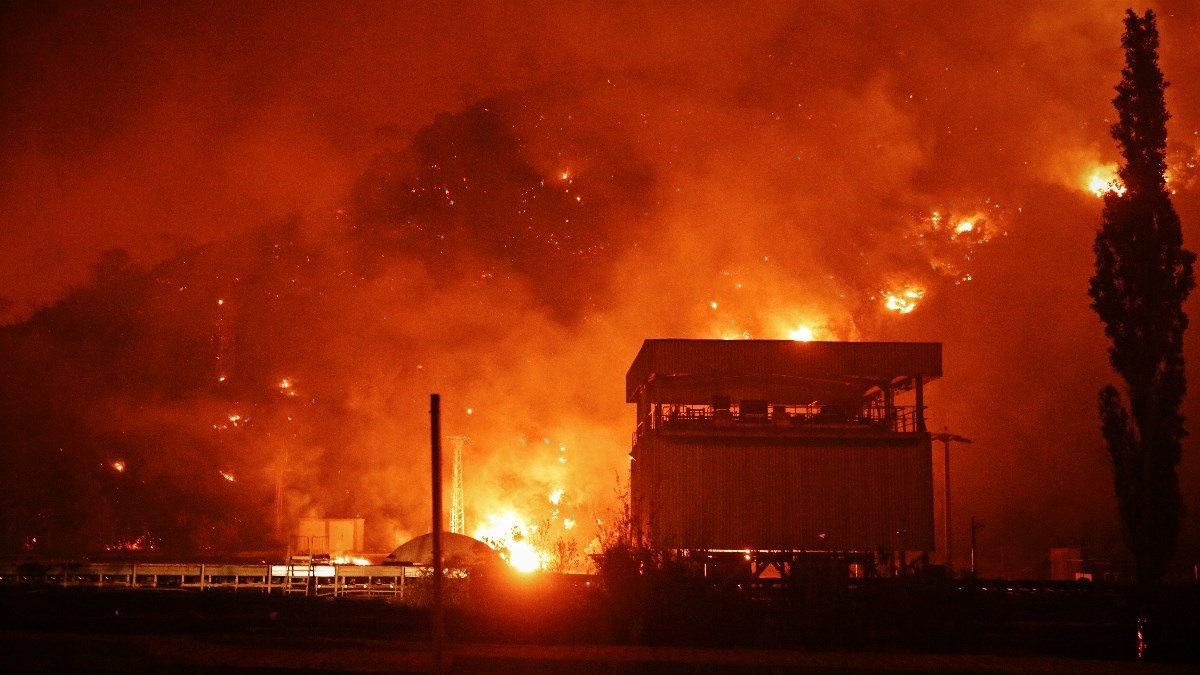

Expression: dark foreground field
xmin=1 ymin=577 xmax=1197 ymax=673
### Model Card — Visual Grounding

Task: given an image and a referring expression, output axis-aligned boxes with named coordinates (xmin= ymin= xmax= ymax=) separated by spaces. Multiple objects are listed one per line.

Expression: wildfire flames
xmin=788 ymin=325 xmax=815 ymax=341
xmin=104 ymin=532 xmax=157 ymax=551
xmin=475 ymin=511 xmax=545 ymax=573
xmin=1087 ymin=164 xmax=1127 ymax=197
xmin=883 ymin=286 xmax=926 ymax=315
xmin=471 ymin=435 xmax=582 ymax=574
xmin=7 ymin=2 xmax=1200 ymax=582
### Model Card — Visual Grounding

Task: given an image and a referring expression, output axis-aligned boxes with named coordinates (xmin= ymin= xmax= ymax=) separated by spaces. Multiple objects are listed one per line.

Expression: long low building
xmin=0 ymin=561 xmax=423 ymax=598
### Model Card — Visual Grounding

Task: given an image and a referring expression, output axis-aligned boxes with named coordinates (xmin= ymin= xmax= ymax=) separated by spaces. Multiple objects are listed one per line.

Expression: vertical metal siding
xmin=635 ymin=434 xmax=935 ymax=551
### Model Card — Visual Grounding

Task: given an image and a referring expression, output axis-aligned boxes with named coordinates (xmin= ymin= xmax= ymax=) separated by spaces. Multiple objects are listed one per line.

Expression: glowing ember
xmin=213 ymin=413 xmax=247 ymax=431
xmin=105 ymin=532 xmax=157 ymax=551
xmin=883 ymin=286 xmax=926 ymax=314
xmin=111 ymin=460 xmax=126 ymax=473
xmin=788 ymin=325 xmax=815 ymax=341
xmin=549 ymin=487 xmax=564 ymax=505
xmin=954 ymin=219 xmax=977 ymax=235
xmin=220 ymin=470 xmax=236 ymax=482
xmin=563 ymin=518 xmax=576 ymax=530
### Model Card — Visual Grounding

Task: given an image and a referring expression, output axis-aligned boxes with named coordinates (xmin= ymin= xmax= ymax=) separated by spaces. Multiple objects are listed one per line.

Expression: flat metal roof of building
xmin=626 ymin=339 xmax=942 ymax=402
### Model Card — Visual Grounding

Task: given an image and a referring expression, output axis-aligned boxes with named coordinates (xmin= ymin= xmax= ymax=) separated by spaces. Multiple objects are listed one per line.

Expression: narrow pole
xmin=430 ymin=394 xmax=445 ymax=674
xmin=914 ymin=376 xmax=926 ymax=432
xmin=970 ymin=516 xmax=981 ymax=579
xmin=943 ymin=435 xmax=952 ymax=573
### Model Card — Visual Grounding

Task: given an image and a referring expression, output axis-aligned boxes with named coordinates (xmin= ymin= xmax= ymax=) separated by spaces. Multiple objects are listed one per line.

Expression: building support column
xmin=915 ymin=376 xmax=926 ymax=432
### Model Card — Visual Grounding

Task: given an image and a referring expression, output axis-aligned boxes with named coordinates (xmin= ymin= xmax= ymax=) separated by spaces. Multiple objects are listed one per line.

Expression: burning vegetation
xmin=0 ymin=90 xmax=1018 ymax=568
xmin=1 ymin=4 xmax=1199 ymax=577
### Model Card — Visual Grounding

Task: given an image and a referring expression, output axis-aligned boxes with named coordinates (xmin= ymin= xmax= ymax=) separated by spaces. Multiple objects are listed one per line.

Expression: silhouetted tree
xmin=1089 ymin=9 xmax=1195 ymax=584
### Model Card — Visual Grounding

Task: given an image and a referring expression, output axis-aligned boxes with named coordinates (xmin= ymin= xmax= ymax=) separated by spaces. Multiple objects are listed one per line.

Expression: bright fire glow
xmin=111 ymin=460 xmax=126 ymax=473
xmin=954 ymin=219 xmax=976 ymax=235
xmin=883 ymin=286 xmax=926 ymax=314
xmin=220 ymin=470 xmax=236 ymax=482
xmin=788 ymin=325 xmax=815 ymax=341
xmin=549 ymin=487 xmax=564 ymax=505
xmin=1087 ymin=165 xmax=1127 ymax=197
xmin=474 ymin=511 xmax=545 ymax=573
xmin=332 ymin=555 xmax=372 ymax=566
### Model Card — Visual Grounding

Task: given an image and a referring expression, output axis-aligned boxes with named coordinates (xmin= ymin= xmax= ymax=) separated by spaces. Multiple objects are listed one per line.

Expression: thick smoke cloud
xmin=1 ymin=1 xmax=1199 ymax=575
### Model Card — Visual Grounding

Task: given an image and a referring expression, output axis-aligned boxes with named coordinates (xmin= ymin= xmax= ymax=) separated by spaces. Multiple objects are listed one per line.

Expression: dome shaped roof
xmin=383 ymin=531 xmax=501 ymax=567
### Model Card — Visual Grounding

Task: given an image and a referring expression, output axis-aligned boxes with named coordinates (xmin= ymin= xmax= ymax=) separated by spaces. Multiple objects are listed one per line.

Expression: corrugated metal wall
xmin=633 ymin=433 xmax=935 ymax=552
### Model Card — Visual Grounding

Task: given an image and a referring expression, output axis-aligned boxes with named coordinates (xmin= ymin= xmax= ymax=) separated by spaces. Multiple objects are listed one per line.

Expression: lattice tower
xmin=447 ymin=436 xmax=467 ymax=534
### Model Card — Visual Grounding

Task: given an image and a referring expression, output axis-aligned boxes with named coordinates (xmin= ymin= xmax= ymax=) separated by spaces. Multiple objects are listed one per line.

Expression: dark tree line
xmin=1089 ymin=9 xmax=1194 ymax=584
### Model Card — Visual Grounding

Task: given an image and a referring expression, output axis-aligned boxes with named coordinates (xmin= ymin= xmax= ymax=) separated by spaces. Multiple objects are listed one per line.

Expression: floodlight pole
xmin=931 ymin=427 xmax=972 ymax=575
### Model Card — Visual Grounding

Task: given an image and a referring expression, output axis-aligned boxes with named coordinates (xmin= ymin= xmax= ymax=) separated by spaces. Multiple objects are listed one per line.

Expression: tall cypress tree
xmin=1089 ymin=9 xmax=1195 ymax=584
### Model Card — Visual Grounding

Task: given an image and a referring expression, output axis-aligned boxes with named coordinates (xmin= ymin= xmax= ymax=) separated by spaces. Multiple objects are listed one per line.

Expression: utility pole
xmin=430 ymin=395 xmax=445 ymax=675
xmin=930 ymin=427 xmax=972 ymax=574
xmin=447 ymin=436 xmax=468 ymax=535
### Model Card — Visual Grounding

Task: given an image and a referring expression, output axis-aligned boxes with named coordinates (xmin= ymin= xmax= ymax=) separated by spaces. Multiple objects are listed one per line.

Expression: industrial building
xmin=627 ymin=339 xmax=941 ymax=580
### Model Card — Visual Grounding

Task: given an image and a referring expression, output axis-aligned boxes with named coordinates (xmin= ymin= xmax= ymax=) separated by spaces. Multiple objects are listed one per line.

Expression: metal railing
xmin=632 ymin=402 xmax=922 ymax=444
xmin=0 ymin=561 xmax=422 ymax=599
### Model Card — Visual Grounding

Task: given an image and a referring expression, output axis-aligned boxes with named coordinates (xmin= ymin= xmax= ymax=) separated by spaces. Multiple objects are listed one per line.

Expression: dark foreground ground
xmin=1 ymin=579 xmax=1196 ymax=673
xmin=3 ymin=630 xmax=1195 ymax=674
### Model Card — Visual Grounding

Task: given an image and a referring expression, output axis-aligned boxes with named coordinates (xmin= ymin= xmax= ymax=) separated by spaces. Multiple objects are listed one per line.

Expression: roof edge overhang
xmin=626 ymin=339 xmax=942 ymax=402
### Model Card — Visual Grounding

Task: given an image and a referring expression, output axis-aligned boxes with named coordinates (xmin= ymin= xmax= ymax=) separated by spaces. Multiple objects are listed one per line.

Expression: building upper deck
xmin=626 ymin=339 xmax=942 ymax=405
